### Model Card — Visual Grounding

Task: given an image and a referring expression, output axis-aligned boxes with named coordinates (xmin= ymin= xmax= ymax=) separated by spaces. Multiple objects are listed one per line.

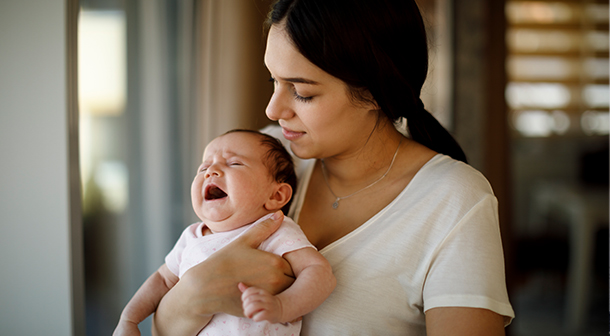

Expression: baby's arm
xmin=240 ymin=247 xmax=336 ymax=324
xmin=114 ymin=264 xmax=179 ymax=336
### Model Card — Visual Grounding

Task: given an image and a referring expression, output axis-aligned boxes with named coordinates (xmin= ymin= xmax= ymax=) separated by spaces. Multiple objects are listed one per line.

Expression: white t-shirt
xmin=262 ymin=125 xmax=515 ymax=336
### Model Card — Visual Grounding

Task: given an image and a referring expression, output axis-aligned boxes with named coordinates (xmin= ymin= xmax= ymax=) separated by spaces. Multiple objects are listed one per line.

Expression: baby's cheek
xmin=191 ymin=178 xmax=204 ymax=198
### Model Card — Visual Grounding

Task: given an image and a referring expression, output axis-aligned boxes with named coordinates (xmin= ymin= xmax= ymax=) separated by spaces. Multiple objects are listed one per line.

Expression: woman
xmin=153 ymin=0 xmax=514 ymax=335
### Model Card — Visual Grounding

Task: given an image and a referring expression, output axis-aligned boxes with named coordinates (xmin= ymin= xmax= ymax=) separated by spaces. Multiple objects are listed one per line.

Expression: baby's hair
xmin=223 ymin=129 xmax=297 ymax=214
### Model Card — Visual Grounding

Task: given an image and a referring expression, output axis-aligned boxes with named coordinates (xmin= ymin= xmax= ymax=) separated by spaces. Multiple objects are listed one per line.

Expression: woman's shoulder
xmin=412 ymin=154 xmax=495 ymax=199
xmin=382 ymin=155 xmax=499 ymax=244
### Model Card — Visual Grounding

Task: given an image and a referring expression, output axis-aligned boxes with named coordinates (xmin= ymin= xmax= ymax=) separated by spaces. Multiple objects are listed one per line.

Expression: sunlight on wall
xmin=78 ymin=11 xmax=126 ymax=116
xmin=512 ymin=110 xmax=571 ymax=137
xmin=506 ymin=83 xmax=571 ymax=109
xmin=581 ymin=110 xmax=610 ymax=135
xmin=78 ymin=10 xmax=128 ymax=214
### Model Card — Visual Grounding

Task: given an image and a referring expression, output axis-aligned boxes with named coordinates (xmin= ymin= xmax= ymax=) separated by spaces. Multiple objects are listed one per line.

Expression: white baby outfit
xmin=165 ymin=214 xmax=314 ymax=336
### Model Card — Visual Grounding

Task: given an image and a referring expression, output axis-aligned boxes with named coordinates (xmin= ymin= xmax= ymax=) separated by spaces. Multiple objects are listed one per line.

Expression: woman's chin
xmin=289 ymin=143 xmax=315 ymax=160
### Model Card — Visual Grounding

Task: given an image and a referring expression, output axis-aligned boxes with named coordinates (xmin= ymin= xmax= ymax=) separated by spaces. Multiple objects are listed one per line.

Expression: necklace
xmin=321 ymin=138 xmax=403 ymax=209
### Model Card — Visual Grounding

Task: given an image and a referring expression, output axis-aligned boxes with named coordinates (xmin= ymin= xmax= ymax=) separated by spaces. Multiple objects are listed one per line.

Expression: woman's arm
xmin=152 ymin=211 xmax=296 ymax=336
xmin=425 ymin=307 xmax=506 ymax=336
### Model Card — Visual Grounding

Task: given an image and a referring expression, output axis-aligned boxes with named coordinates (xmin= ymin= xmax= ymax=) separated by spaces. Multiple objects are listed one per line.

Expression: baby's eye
xmin=198 ymin=166 xmax=208 ymax=173
xmin=229 ymin=161 xmax=243 ymax=166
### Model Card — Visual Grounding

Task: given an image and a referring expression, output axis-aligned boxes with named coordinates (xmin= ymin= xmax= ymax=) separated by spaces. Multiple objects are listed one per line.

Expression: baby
xmin=113 ymin=129 xmax=336 ymax=336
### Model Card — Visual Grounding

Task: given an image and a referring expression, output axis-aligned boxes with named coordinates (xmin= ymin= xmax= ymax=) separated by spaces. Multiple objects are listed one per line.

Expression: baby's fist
xmin=239 ymin=282 xmax=283 ymax=323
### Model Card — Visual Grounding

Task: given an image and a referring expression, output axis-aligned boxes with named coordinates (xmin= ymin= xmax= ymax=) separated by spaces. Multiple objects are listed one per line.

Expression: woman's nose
xmin=266 ymin=91 xmax=293 ymax=121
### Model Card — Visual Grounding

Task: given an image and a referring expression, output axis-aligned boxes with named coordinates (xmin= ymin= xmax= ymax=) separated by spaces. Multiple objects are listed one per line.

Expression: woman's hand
xmin=152 ymin=211 xmax=295 ymax=336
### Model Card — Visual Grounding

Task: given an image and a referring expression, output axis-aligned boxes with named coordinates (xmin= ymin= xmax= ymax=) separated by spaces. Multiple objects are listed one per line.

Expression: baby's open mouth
xmin=205 ymin=185 xmax=228 ymax=201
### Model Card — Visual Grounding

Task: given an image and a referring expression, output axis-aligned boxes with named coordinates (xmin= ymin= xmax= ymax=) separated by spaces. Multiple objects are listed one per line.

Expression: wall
xmin=195 ymin=0 xmax=274 ymax=150
xmin=0 ymin=0 xmax=83 ymax=334
xmin=452 ymin=0 xmax=513 ymax=266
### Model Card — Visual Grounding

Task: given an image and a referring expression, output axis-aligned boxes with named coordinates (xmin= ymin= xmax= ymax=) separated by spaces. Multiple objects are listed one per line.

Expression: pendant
xmin=332 ymin=199 xmax=340 ymax=209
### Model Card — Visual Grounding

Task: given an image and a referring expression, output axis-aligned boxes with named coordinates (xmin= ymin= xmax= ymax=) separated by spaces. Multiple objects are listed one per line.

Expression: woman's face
xmin=264 ymin=25 xmax=379 ymax=160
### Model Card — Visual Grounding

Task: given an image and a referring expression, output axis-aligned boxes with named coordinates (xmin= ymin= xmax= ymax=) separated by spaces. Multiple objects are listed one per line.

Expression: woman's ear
xmin=264 ymin=183 xmax=292 ymax=211
xmin=354 ymin=88 xmax=379 ymax=111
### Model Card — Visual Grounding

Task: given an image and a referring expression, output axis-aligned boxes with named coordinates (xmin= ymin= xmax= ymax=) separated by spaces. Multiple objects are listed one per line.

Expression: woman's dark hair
xmin=224 ymin=129 xmax=297 ymax=214
xmin=267 ymin=0 xmax=467 ymax=163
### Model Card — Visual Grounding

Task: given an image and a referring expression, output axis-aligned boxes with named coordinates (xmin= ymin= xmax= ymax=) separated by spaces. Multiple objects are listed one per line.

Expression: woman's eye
xmin=293 ymin=91 xmax=313 ymax=103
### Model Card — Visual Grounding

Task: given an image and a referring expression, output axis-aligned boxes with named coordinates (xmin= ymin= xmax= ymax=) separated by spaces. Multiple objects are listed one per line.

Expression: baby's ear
xmin=264 ymin=183 xmax=292 ymax=211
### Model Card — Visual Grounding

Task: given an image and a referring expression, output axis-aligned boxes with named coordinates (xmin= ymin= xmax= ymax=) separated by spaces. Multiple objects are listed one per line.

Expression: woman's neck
xmin=320 ymin=121 xmax=406 ymax=192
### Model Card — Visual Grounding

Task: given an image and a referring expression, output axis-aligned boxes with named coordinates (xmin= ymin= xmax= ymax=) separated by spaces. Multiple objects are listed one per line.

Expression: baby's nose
xmin=204 ymin=164 xmax=222 ymax=178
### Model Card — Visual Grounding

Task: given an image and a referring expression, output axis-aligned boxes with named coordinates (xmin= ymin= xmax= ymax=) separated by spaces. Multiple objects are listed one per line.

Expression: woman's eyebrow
xmin=279 ymin=76 xmax=320 ymax=85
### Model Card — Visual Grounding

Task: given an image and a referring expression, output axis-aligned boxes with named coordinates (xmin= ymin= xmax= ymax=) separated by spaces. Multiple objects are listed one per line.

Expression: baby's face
xmin=191 ymin=132 xmax=278 ymax=232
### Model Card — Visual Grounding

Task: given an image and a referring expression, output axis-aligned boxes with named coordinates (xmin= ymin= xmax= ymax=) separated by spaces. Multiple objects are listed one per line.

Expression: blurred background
xmin=1 ymin=0 xmax=608 ymax=335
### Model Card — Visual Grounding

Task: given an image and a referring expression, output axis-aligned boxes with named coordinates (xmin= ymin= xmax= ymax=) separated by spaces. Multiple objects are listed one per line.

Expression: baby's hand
xmin=113 ymin=319 xmax=141 ymax=336
xmin=239 ymin=282 xmax=284 ymax=324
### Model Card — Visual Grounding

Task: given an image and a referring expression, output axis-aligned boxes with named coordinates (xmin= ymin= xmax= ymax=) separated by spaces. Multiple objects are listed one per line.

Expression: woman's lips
xmin=281 ymin=127 xmax=305 ymax=141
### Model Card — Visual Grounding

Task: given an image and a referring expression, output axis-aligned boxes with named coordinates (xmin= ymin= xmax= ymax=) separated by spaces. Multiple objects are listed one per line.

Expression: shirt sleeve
xmin=422 ymin=195 xmax=515 ymax=325
xmin=164 ymin=223 xmax=199 ymax=277
xmin=258 ymin=217 xmax=316 ymax=257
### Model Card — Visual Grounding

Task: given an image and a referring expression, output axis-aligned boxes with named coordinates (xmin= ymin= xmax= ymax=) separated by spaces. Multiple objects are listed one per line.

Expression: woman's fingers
xmin=161 ymin=211 xmax=293 ymax=319
xmin=228 ymin=210 xmax=295 ymax=282
xmin=234 ymin=211 xmax=284 ymax=248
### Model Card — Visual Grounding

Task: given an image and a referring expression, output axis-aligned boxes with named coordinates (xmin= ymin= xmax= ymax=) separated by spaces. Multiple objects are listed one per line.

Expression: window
xmin=507 ymin=2 xmax=610 ymax=333
xmin=506 ymin=0 xmax=609 ymax=137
